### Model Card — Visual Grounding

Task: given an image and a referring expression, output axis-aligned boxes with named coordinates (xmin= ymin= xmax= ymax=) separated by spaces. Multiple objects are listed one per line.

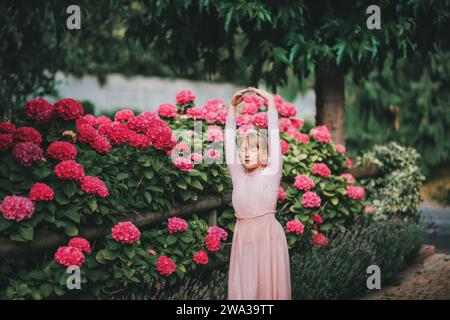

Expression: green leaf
xmin=18 ymin=225 xmax=34 ymax=241
xmin=64 ymin=205 xmax=80 ymax=223
xmin=63 ymin=181 xmax=77 ymax=198
xmin=144 ymin=191 xmax=152 ymax=205
xmin=190 ymin=179 xmax=203 ymax=191
xmin=166 ymin=235 xmax=178 ymax=245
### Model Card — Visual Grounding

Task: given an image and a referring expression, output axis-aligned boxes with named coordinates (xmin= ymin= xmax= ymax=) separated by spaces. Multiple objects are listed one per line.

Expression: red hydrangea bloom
xmin=207 ymin=125 xmax=224 ymax=142
xmin=29 ymin=183 xmax=54 ymax=201
xmin=335 ymin=144 xmax=346 ymax=154
xmin=14 ymin=127 xmax=42 ymax=145
xmin=0 ymin=195 xmax=35 ymax=221
xmin=25 ymin=98 xmax=54 ymax=125
xmin=347 ymin=185 xmax=365 ymax=200
xmin=91 ymin=135 xmax=111 ymax=154
xmin=207 ymin=226 xmax=228 ymax=241
xmin=54 ymin=98 xmax=84 ymax=121
xmin=0 ymin=121 xmax=16 ymax=133
xmin=167 ymin=217 xmax=189 ymax=233
xmin=310 ymin=125 xmax=331 ymax=143
xmin=157 ymin=103 xmax=177 ymax=118
xmin=47 ymin=141 xmax=77 ymax=161
xmin=172 ymin=157 xmax=194 ymax=172
xmin=114 ymin=109 xmax=135 ymax=123
xmin=193 ymin=250 xmax=209 ymax=265
xmin=111 ymin=221 xmax=141 ymax=244
xmin=156 ymin=255 xmax=177 ymax=276
xmin=205 ymin=233 xmax=221 ymax=252
xmin=126 ymin=112 xmax=158 ymax=133
xmin=68 ymin=237 xmax=92 ymax=253
xmin=129 ymin=132 xmax=151 ymax=150
xmin=294 ymin=174 xmax=315 ymax=191
xmin=280 ymin=139 xmax=290 ymax=155
xmin=285 ymin=219 xmax=305 ymax=235
xmin=311 ymin=213 xmax=323 ymax=225
xmin=104 ymin=122 xmax=132 ymax=145
xmin=302 ymin=191 xmax=321 ymax=208
xmin=176 ymin=90 xmax=195 ymax=105
xmin=12 ymin=142 xmax=43 ymax=167
xmin=95 ymin=116 xmax=112 ymax=127
xmin=312 ymin=233 xmax=329 ymax=247
xmin=340 ymin=173 xmax=356 ymax=184
xmin=55 ymin=160 xmax=85 ymax=181
xmin=277 ymin=186 xmax=286 ymax=203
xmin=345 ymin=158 xmax=353 ymax=168
xmin=80 ymin=176 xmax=109 ymax=197
xmin=277 ymin=102 xmax=297 ymax=117
xmin=76 ymin=114 xmax=97 ymax=128
xmin=290 ymin=118 xmax=304 ymax=129
xmin=146 ymin=119 xmax=176 ymax=151
xmin=76 ymin=124 xmax=98 ymax=144
xmin=0 ymin=134 xmax=14 ymax=151
xmin=252 ymin=112 xmax=268 ymax=128
xmin=54 ymin=246 xmax=85 ymax=267
xmin=311 ymin=163 xmax=331 ymax=179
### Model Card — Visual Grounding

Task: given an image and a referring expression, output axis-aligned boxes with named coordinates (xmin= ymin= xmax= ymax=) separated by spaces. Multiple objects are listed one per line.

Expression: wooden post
xmin=208 ymin=209 xmax=217 ymax=226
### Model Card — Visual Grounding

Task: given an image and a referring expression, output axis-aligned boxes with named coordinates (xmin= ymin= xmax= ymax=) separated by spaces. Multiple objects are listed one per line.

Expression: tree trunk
xmin=315 ymin=62 xmax=345 ymax=145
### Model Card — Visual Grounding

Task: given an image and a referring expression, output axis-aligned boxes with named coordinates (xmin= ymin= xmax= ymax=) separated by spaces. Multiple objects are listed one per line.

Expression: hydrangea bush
xmin=0 ymin=90 xmax=370 ymax=299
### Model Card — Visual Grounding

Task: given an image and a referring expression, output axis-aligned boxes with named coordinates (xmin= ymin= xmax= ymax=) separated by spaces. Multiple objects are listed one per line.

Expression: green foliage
xmin=291 ymin=217 xmax=425 ymax=299
xmin=356 ymin=142 xmax=425 ymax=221
xmin=346 ymin=51 xmax=450 ymax=175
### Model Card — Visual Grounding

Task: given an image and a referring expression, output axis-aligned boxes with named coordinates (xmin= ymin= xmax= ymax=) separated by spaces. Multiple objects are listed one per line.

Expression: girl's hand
xmin=231 ymin=88 xmax=252 ymax=106
xmin=248 ymin=87 xmax=274 ymax=103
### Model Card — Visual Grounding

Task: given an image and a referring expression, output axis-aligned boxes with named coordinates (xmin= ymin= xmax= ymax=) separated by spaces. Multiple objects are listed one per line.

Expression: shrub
xmin=356 ymin=142 xmax=425 ymax=221
xmin=0 ymin=91 xmax=370 ymax=299
xmin=291 ymin=217 xmax=425 ymax=299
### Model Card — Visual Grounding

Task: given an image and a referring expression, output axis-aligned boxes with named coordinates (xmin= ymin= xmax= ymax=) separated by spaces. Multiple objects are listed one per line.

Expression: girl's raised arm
xmin=224 ymin=103 xmax=245 ymax=183
xmin=265 ymin=94 xmax=283 ymax=176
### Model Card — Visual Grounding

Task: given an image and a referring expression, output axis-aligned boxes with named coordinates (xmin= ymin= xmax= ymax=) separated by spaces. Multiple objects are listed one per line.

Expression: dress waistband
xmin=234 ymin=210 xmax=276 ymax=220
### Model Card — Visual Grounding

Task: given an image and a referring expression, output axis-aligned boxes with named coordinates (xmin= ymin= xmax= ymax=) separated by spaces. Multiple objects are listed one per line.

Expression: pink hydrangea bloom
xmin=347 ymin=185 xmax=365 ymax=200
xmin=207 ymin=226 xmax=228 ymax=241
xmin=207 ymin=125 xmax=224 ymax=142
xmin=294 ymin=174 xmax=315 ymax=191
xmin=364 ymin=205 xmax=375 ymax=214
xmin=114 ymin=109 xmax=135 ymax=123
xmin=157 ymin=103 xmax=177 ymax=118
xmin=29 ymin=183 xmax=54 ymax=201
xmin=205 ymin=233 xmax=221 ymax=252
xmin=193 ymin=250 xmax=209 ymax=265
xmin=277 ymin=186 xmax=286 ymax=203
xmin=311 ymin=163 xmax=331 ymax=179
xmin=172 ymin=157 xmax=195 ymax=172
xmin=252 ymin=112 xmax=268 ymax=128
xmin=280 ymin=139 xmax=290 ymax=155
xmin=68 ymin=237 xmax=92 ymax=253
xmin=277 ymin=102 xmax=297 ymax=117
xmin=190 ymin=152 xmax=203 ymax=163
xmin=310 ymin=125 xmax=331 ymax=143
xmin=12 ymin=142 xmax=43 ymax=167
xmin=302 ymin=191 xmax=321 ymax=208
xmin=311 ymin=213 xmax=323 ymax=225
xmin=340 ymin=173 xmax=356 ymax=184
xmin=54 ymin=246 xmax=85 ymax=267
xmin=111 ymin=221 xmax=141 ymax=244
xmin=156 ymin=255 xmax=177 ymax=276
xmin=55 ymin=160 xmax=85 ymax=181
xmin=345 ymin=158 xmax=353 ymax=168
xmin=312 ymin=233 xmax=329 ymax=247
xmin=0 ymin=195 xmax=35 ymax=221
xmin=167 ymin=217 xmax=189 ymax=233
xmin=335 ymin=144 xmax=346 ymax=154
xmin=205 ymin=148 xmax=220 ymax=161
xmin=285 ymin=219 xmax=305 ymax=235
xmin=80 ymin=176 xmax=109 ymax=198
xmin=176 ymin=90 xmax=195 ymax=105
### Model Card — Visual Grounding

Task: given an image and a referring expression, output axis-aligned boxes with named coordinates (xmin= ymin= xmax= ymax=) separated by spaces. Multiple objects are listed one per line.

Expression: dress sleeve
xmin=225 ymin=109 xmax=245 ymax=183
xmin=265 ymin=107 xmax=283 ymax=176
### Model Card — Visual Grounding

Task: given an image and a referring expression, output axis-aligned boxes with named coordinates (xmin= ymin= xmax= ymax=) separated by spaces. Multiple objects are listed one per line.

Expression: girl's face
xmin=239 ymin=134 xmax=267 ymax=171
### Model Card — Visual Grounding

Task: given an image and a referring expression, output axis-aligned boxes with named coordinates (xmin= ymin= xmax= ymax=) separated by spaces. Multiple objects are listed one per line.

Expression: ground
xmin=364 ymin=200 xmax=450 ymax=300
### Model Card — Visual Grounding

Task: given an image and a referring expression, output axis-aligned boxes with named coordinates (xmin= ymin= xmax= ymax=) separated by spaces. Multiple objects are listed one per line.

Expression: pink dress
xmin=225 ymin=106 xmax=292 ymax=300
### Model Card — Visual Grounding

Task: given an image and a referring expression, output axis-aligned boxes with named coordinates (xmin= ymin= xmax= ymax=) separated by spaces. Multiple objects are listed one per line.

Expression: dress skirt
xmin=227 ymin=212 xmax=292 ymax=300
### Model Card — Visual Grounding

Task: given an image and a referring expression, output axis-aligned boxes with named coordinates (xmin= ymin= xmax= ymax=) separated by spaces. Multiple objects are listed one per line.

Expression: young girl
xmin=225 ymin=87 xmax=291 ymax=300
